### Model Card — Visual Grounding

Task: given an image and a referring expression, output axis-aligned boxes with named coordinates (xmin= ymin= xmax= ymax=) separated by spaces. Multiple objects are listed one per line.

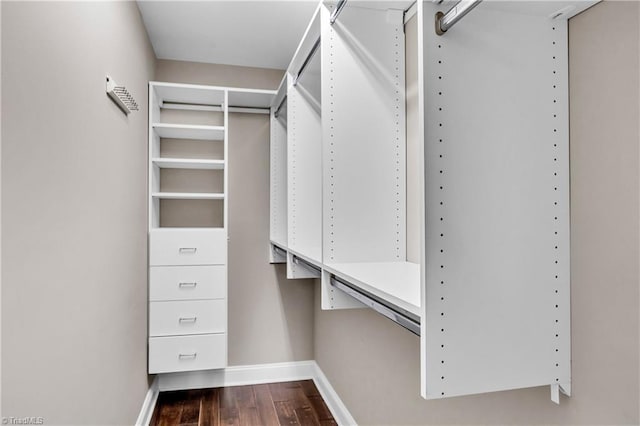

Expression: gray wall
xmin=156 ymin=59 xmax=284 ymax=90
xmin=1 ymin=2 xmax=155 ymax=424
xmin=314 ymin=1 xmax=640 ymax=424
xmin=155 ymin=60 xmax=315 ymax=366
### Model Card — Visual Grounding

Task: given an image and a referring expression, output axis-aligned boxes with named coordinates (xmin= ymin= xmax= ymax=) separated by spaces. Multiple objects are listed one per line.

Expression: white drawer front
xmin=150 ymin=265 xmax=226 ymax=301
xmin=150 ymin=229 xmax=227 ymax=266
xmin=149 ymin=334 xmax=226 ymax=374
xmin=149 ymin=300 xmax=226 ymax=337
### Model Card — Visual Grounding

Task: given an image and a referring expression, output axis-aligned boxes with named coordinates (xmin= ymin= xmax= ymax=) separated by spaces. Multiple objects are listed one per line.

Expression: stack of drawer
xmin=148 ymin=228 xmax=227 ymax=374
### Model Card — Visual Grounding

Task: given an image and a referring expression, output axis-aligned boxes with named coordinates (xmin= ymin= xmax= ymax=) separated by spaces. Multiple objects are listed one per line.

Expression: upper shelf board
xmin=324 ymin=261 xmax=421 ymax=317
xmin=446 ymin=0 xmax=598 ymax=19
xmin=153 ymin=123 xmax=225 ymax=141
xmin=151 ymin=82 xmax=276 ymax=109
xmin=152 ymin=82 xmax=225 ymax=106
xmin=152 ymin=192 xmax=225 ymax=200
xmin=228 ymin=88 xmax=277 ymax=109
xmin=324 ymin=0 xmax=414 ymax=11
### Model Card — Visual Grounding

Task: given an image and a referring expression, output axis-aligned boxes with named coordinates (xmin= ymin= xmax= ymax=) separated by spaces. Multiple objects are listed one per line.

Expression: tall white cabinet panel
xmin=418 ymin=1 xmax=579 ymax=400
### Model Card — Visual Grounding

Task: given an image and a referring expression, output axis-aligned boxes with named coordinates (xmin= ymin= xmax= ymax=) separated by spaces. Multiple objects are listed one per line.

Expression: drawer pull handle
xmin=178 ymin=353 xmax=197 ymax=359
xmin=179 ymin=282 xmax=198 ymax=288
xmin=179 ymin=247 xmax=198 ymax=254
xmin=179 ymin=317 xmax=197 ymax=323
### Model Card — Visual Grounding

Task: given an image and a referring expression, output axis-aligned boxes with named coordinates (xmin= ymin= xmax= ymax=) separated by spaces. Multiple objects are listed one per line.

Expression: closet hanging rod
xmin=435 ymin=0 xmax=482 ymax=35
xmin=329 ymin=0 xmax=348 ymax=25
xmin=272 ymin=244 xmax=287 ymax=256
xmin=291 ymin=255 xmax=322 ymax=274
xmin=162 ymin=101 xmax=222 ymax=111
xmin=330 ymin=276 xmax=421 ymax=336
xmin=163 ymin=101 xmax=270 ymax=114
xmin=293 ymin=37 xmax=321 ymax=86
xmin=274 ymin=95 xmax=287 ymax=118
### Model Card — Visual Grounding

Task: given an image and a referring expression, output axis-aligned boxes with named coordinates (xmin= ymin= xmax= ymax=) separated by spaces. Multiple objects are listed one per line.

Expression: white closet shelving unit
xmin=149 ymin=82 xmax=275 ymax=375
xmin=269 ymin=76 xmax=288 ymax=262
xmin=286 ymin=6 xmax=323 ymax=278
xmin=269 ymin=0 xmax=597 ymax=403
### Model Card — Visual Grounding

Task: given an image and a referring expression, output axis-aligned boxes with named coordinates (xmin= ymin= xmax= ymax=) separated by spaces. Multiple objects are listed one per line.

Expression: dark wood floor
xmin=150 ymin=380 xmax=338 ymax=426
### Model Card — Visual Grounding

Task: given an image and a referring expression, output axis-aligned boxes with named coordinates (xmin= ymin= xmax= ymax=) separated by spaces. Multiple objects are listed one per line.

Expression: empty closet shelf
xmin=152 ymin=158 xmax=225 ymax=170
xmin=227 ymin=89 xmax=277 ymax=109
xmin=152 ymin=123 xmax=225 ymax=140
xmin=152 ymin=192 xmax=225 ymax=200
xmin=323 ymin=262 xmax=421 ymax=318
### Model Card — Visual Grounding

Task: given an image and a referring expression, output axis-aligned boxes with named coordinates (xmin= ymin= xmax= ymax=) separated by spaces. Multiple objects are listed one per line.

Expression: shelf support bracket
xmin=550 ymin=382 xmax=572 ymax=404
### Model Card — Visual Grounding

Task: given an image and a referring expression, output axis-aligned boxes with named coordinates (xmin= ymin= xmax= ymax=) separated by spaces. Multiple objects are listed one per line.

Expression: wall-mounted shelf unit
xmin=269 ymin=0 xmax=595 ymax=404
xmin=149 ymin=81 xmax=275 ymax=375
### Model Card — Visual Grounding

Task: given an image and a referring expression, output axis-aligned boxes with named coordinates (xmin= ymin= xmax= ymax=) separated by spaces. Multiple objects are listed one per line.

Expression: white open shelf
xmin=152 ymin=158 xmax=225 ymax=170
xmin=152 ymin=192 xmax=225 ymax=200
xmin=152 ymin=123 xmax=225 ymax=141
xmin=323 ymin=262 xmax=420 ymax=318
xmin=228 ymin=89 xmax=277 ymax=109
xmin=153 ymin=82 xmax=226 ymax=107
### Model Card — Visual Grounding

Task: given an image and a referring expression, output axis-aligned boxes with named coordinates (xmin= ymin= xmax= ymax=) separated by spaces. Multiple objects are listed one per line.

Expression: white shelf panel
xmin=152 ymin=158 xmax=225 ymax=170
xmin=323 ymin=261 xmax=420 ymax=317
xmin=153 ymin=123 xmax=225 ymax=141
xmin=152 ymin=82 xmax=225 ymax=106
xmin=152 ymin=192 xmax=225 ymax=200
xmin=228 ymin=89 xmax=276 ymax=109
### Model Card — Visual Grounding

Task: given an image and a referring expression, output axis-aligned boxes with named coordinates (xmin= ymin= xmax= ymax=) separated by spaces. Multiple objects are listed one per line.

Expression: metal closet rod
xmin=272 ymin=244 xmax=287 ymax=256
xmin=274 ymin=95 xmax=287 ymax=118
xmin=293 ymin=0 xmax=348 ymax=87
xmin=292 ymin=255 xmax=322 ymax=274
xmin=330 ymin=276 xmax=421 ymax=336
xmin=293 ymin=37 xmax=321 ymax=87
xmin=329 ymin=0 xmax=348 ymax=25
xmin=435 ymin=0 xmax=482 ymax=35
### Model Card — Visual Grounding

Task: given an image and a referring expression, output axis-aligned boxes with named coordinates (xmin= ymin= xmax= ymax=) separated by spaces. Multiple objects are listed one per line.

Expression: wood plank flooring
xmin=150 ymin=380 xmax=338 ymax=426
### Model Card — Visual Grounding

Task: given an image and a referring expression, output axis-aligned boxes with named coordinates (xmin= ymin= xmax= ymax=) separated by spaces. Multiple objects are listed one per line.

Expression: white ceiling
xmin=137 ymin=1 xmax=319 ymax=70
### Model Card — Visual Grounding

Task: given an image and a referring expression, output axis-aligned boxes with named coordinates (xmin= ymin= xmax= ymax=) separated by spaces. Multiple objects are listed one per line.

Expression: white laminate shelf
xmin=152 ymin=123 xmax=225 ymax=141
xmin=323 ymin=261 xmax=421 ymax=318
xmin=152 ymin=158 xmax=225 ymax=170
xmin=152 ymin=192 xmax=225 ymax=200
xmin=153 ymin=83 xmax=226 ymax=107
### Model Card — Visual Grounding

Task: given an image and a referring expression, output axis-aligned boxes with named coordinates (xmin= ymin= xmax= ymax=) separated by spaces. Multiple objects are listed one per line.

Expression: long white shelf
xmin=151 ymin=192 xmax=225 ymax=200
xmin=152 ymin=82 xmax=226 ymax=106
xmin=323 ymin=261 xmax=421 ymax=318
xmin=152 ymin=123 xmax=225 ymax=141
xmin=151 ymin=81 xmax=276 ymax=109
xmin=152 ymin=158 xmax=225 ymax=170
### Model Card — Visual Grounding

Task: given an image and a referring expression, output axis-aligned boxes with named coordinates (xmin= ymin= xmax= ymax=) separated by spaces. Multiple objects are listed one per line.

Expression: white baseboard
xmin=157 ymin=360 xmax=317 ymax=391
xmin=136 ymin=360 xmax=356 ymax=425
xmin=311 ymin=363 xmax=357 ymax=426
xmin=135 ymin=376 xmax=159 ymax=426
